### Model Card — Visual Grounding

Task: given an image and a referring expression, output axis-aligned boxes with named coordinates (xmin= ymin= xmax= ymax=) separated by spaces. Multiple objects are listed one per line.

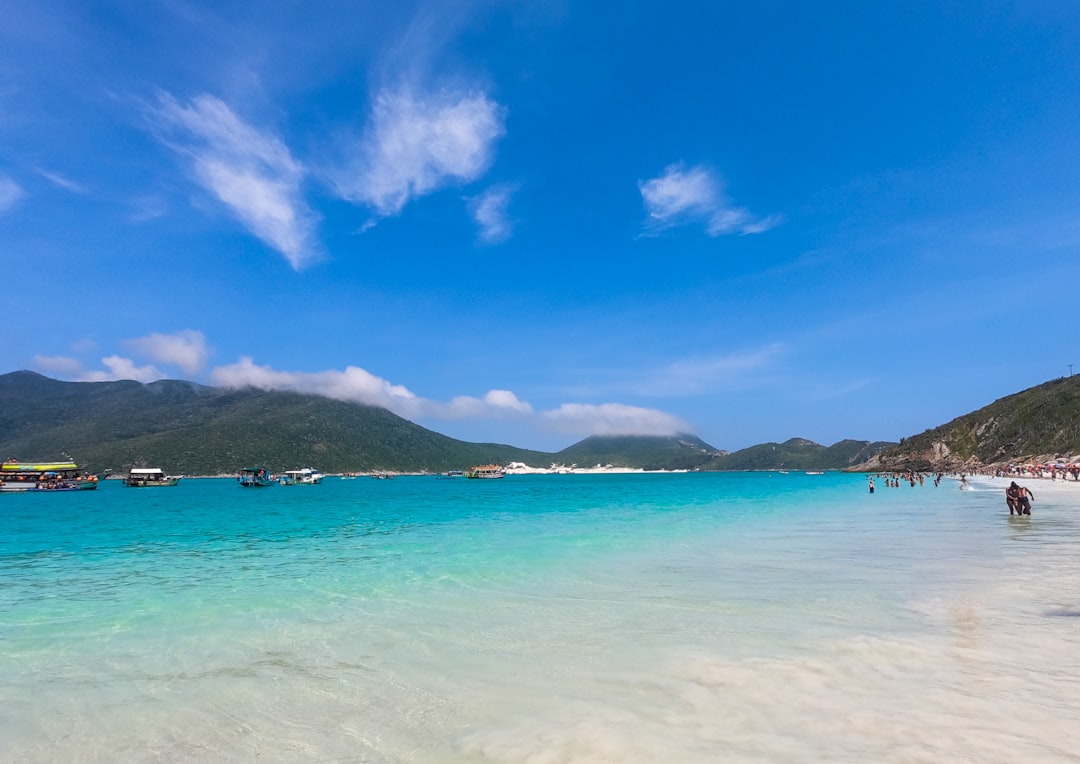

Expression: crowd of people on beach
xmin=964 ymin=463 xmax=1080 ymax=481
xmin=865 ymin=468 xmax=1049 ymax=517
xmin=951 ymin=460 xmax=1080 ymax=516
xmin=1008 ymin=463 xmax=1080 ymax=481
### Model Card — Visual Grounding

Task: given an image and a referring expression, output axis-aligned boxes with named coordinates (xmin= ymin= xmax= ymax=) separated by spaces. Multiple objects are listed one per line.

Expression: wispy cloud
xmin=35 ymin=168 xmax=85 ymax=194
xmin=71 ymin=338 xmax=98 ymax=354
xmin=468 ymin=183 xmax=517 ymax=244
xmin=151 ymin=93 xmax=320 ymax=270
xmin=126 ymin=194 xmax=170 ymax=223
xmin=125 ymin=330 xmax=210 ymax=375
xmin=639 ymin=163 xmax=780 ymax=237
xmin=331 ymin=87 xmax=506 ymax=219
xmin=0 ymin=176 xmax=23 ymax=214
xmin=796 ymin=377 xmax=874 ymax=401
xmin=31 ymin=355 xmax=86 ymax=378
xmin=542 ymin=403 xmax=688 ymax=437
xmin=638 ymin=344 xmax=787 ymax=396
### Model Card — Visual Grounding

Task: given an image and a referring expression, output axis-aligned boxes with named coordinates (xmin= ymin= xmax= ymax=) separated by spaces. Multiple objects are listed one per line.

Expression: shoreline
xmin=106 ymin=467 xmax=1080 ymax=481
xmin=964 ymin=473 xmax=1080 ymax=494
xmin=107 ymin=465 xmax=696 ymax=479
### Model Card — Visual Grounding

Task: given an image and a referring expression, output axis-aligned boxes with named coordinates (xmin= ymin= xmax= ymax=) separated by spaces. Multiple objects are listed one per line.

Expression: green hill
xmin=701 ymin=437 xmax=895 ymax=471
xmin=0 ymin=370 xmax=898 ymax=474
xmin=869 ymin=375 xmax=1080 ymax=471
xmin=0 ymin=371 xmax=548 ymax=474
xmin=556 ymin=434 xmax=725 ymax=470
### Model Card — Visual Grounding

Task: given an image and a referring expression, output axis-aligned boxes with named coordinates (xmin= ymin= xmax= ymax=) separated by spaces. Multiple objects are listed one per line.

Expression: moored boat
xmin=123 ymin=468 xmax=182 ymax=487
xmin=465 ymin=464 xmax=506 ymax=479
xmin=0 ymin=459 xmax=99 ymax=492
xmin=278 ymin=468 xmax=324 ymax=485
xmin=238 ymin=467 xmax=276 ymax=487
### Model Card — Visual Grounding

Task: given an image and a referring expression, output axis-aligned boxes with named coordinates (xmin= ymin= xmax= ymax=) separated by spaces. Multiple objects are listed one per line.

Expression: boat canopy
xmin=2 ymin=461 xmax=79 ymax=472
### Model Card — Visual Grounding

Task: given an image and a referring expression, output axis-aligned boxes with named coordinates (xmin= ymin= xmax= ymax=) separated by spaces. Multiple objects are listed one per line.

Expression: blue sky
xmin=3 ymin=1 xmax=1079 ymax=452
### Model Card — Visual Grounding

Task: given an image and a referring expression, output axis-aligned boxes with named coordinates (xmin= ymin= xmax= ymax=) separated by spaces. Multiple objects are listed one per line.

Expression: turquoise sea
xmin=3 ymin=472 xmax=1080 ymax=762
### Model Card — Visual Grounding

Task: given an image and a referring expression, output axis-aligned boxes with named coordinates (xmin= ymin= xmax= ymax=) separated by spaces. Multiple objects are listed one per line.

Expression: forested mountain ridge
xmin=0 ymin=370 xmax=922 ymax=474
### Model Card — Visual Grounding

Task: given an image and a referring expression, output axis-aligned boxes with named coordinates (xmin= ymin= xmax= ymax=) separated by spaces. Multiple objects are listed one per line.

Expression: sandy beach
xmin=966 ymin=472 xmax=1080 ymax=503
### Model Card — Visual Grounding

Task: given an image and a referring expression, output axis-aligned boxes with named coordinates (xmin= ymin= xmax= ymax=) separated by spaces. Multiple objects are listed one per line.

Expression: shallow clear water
xmin=3 ymin=473 xmax=1079 ymax=762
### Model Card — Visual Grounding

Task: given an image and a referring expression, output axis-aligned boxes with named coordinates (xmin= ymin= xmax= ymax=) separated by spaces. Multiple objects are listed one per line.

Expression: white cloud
xmin=0 ymin=176 xmax=23 ymax=213
xmin=543 ymin=403 xmax=689 ymax=437
xmin=210 ymin=356 xmax=422 ymax=415
xmin=639 ymin=163 xmax=779 ymax=237
xmin=125 ymin=330 xmax=210 ymax=375
xmin=332 ymin=87 xmax=505 ymax=218
xmin=30 ymin=343 xmax=694 ymax=444
xmin=443 ymin=389 xmax=534 ymax=418
xmin=468 ymin=184 xmax=517 ymax=244
xmin=152 ymin=93 xmax=320 ymax=270
xmin=209 ymin=358 xmax=541 ymax=425
xmin=207 ymin=358 xmax=688 ymax=442
xmin=32 ymin=354 xmax=164 ymax=382
xmin=82 ymin=356 xmax=166 ymax=383
xmin=484 ymin=389 xmax=532 ymax=412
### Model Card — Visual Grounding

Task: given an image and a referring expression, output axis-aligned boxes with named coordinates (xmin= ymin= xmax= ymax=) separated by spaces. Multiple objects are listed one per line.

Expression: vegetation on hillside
xmin=871 ymin=375 xmax=1080 ymax=470
xmin=0 ymin=372 xmax=548 ymax=474
xmin=1 ymin=371 xmax=897 ymax=473
xmin=701 ymin=438 xmax=895 ymax=471
xmin=557 ymin=434 xmax=725 ymax=471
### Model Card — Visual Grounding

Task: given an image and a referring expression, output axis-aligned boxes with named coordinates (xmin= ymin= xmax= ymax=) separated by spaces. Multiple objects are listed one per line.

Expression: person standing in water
xmin=1017 ymin=484 xmax=1034 ymax=515
xmin=1005 ymin=482 xmax=1020 ymax=515
xmin=868 ymin=477 xmax=875 ymax=494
